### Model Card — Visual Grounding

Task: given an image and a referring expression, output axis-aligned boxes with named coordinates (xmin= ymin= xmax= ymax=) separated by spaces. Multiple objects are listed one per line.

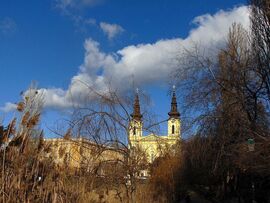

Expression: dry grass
xmin=0 ymin=98 xmax=173 ymax=203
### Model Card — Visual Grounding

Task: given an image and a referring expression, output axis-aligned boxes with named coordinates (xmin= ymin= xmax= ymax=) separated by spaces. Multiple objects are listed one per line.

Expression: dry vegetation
xmin=0 ymin=85 xmax=181 ymax=203
xmin=1 ymin=1 xmax=270 ymax=203
xmin=170 ymin=0 xmax=270 ymax=202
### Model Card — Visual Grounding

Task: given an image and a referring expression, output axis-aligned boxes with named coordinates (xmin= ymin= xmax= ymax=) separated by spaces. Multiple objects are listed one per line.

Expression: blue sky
xmin=0 ymin=0 xmax=248 ymax=137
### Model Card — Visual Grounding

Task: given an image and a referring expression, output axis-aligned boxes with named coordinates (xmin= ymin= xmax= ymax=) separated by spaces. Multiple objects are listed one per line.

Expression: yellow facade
xmin=168 ymin=117 xmax=181 ymax=137
xmin=44 ymin=138 xmax=124 ymax=171
xmin=129 ymin=89 xmax=181 ymax=163
xmin=129 ymin=118 xmax=180 ymax=163
xmin=45 ymin=89 xmax=181 ymax=171
xmin=130 ymin=133 xmax=180 ymax=163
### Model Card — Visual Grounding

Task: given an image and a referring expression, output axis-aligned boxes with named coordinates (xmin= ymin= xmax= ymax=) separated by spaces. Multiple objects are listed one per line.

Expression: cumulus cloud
xmin=190 ymin=7 xmax=250 ymax=43
xmin=0 ymin=102 xmax=17 ymax=112
xmin=100 ymin=22 xmax=124 ymax=40
xmin=1 ymin=6 xmax=250 ymax=111
xmin=0 ymin=17 xmax=17 ymax=34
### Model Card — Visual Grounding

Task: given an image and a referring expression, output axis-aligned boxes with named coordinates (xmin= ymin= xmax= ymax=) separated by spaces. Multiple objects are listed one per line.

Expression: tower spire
xmin=131 ymin=89 xmax=142 ymax=121
xmin=168 ymin=85 xmax=180 ymax=118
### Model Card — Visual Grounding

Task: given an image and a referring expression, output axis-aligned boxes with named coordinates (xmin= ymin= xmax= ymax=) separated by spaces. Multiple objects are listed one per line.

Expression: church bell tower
xmin=168 ymin=86 xmax=181 ymax=137
xmin=129 ymin=89 xmax=143 ymax=139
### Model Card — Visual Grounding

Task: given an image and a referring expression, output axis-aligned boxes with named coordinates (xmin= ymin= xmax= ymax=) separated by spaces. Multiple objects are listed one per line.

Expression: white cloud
xmin=190 ymin=6 xmax=250 ymax=43
xmin=85 ymin=18 xmax=96 ymax=25
xmin=100 ymin=22 xmax=124 ymax=40
xmin=55 ymin=0 xmax=103 ymax=11
xmin=0 ymin=17 xmax=17 ymax=34
xmin=1 ymin=6 xmax=250 ymax=111
xmin=54 ymin=0 xmax=100 ymax=34
xmin=0 ymin=102 xmax=17 ymax=112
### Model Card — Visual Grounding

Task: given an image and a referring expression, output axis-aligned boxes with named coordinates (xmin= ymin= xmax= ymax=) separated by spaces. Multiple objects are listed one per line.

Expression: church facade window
xmin=133 ymin=126 xmax=136 ymax=135
xmin=150 ymin=152 xmax=154 ymax=162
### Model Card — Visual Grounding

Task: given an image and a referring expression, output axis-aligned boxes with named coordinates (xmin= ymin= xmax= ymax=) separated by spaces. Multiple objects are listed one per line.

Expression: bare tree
xmin=56 ymin=82 xmax=160 ymax=203
xmin=173 ymin=22 xmax=270 ymax=202
xmin=250 ymin=0 xmax=270 ymax=102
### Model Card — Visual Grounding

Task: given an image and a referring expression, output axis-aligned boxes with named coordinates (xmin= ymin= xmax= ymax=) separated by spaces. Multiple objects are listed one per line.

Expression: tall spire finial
xmin=168 ymin=86 xmax=180 ymax=118
xmin=131 ymin=88 xmax=142 ymax=121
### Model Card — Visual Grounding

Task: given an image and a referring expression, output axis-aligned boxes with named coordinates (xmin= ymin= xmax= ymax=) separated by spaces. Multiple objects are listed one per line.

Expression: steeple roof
xmin=131 ymin=89 xmax=142 ymax=121
xmin=168 ymin=86 xmax=180 ymax=118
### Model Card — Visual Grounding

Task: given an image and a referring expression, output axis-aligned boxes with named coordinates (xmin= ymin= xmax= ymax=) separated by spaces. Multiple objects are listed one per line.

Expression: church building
xmin=129 ymin=87 xmax=181 ymax=163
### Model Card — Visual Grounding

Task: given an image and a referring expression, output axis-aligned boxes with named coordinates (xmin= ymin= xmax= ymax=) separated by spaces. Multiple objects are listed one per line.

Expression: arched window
xmin=133 ymin=126 xmax=136 ymax=135
xmin=151 ymin=152 xmax=154 ymax=162
xmin=172 ymin=125 xmax=175 ymax=134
